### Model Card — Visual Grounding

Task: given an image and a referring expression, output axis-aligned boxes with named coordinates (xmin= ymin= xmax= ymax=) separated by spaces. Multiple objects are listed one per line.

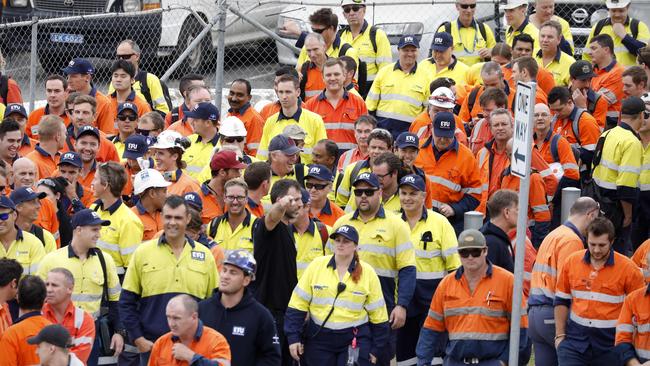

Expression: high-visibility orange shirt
xmin=500 ymin=171 xmax=551 ymax=226
xmin=1 ymin=77 xmax=23 ymax=106
xmin=107 ymin=91 xmax=152 ymax=133
xmin=555 ymin=249 xmax=644 ymax=350
xmin=410 ymin=112 xmax=468 ymax=146
xmin=304 ymin=90 xmax=368 ymax=150
xmin=303 ymin=63 xmax=326 ymax=100
xmin=458 ymin=84 xmax=515 ymax=124
xmin=62 ymin=127 xmax=120 ymax=163
xmin=168 ymin=120 xmax=194 ymax=137
xmin=26 ymin=105 xmax=70 ymax=139
xmin=591 ymin=61 xmax=625 ymax=123
xmin=51 ymin=168 xmax=95 ymax=209
xmin=529 ymin=222 xmax=585 ymax=306
xmin=131 ymin=202 xmax=164 ymax=241
xmin=77 ymin=163 xmax=97 ymax=203
xmin=198 ymin=182 xmax=225 ymax=224
xmin=0 ymin=302 xmax=12 ymax=338
xmin=227 ymin=103 xmax=264 ymax=156
xmin=24 ymin=145 xmax=61 ymax=180
xmin=0 ymin=312 xmax=52 ymax=366
xmin=36 ymin=198 xmax=59 ymax=246
xmin=476 ymin=140 xmax=509 ymax=214
xmin=246 ymin=198 xmax=264 ymax=218
xmin=165 ymin=170 xmax=201 ymax=197
xmin=42 ymin=302 xmax=95 ymax=363
xmin=503 ymin=63 xmax=556 ymax=95
xmin=587 ymin=89 xmax=610 ymax=130
xmin=615 ymin=284 xmax=650 ymax=362
xmin=148 ymin=322 xmax=231 ymax=366
xmin=534 ymin=130 xmax=580 ymax=181
xmin=531 ymin=149 xmax=559 ymax=202
xmin=17 ymin=135 xmax=36 ymax=158
xmin=310 ymin=199 xmax=344 ymax=227
xmin=165 ymin=103 xmax=188 ymax=128
xmin=632 ymin=239 xmax=650 ymax=284
xmin=89 ymin=88 xmax=114 ymax=136
xmin=468 ymin=117 xmax=493 ymax=156
xmin=507 ymin=228 xmax=537 ymax=299
xmin=552 ymin=107 xmax=600 ymax=155
xmin=336 ymin=148 xmax=367 ymax=173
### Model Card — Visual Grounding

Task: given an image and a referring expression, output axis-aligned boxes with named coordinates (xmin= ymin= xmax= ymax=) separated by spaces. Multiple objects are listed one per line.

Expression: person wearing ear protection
xmin=150 ymin=129 xmax=200 ymax=196
xmin=285 ymin=224 xmax=389 ymax=366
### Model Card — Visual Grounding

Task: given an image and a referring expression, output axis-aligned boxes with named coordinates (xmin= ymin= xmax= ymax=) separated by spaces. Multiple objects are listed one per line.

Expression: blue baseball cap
xmin=123 ymin=134 xmax=152 ymax=160
xmin=300 ymin=188 xmax=310 ymax=204
xmin=10 ymin=187 xmax=46 ymax=205
xmin=269 ymin=134 xmax=301 ymax=155
xmin=4 ymin=104 xmax=27 ymax=118
xmin=71 ymin=209 xmax=110 ymax=228
xmin=184 ymin=192 xmax=203 ymax=211
xmin=431 ymin=32 xmax=453 ymax=51
xmin=330 ymin=225 xmax=359 ymax=244
xmin=433 ymin=111 xmax=456 ymax=139
xmin=0 ymin=196 xmax=15 ymax=211
xmin=58 ymin=151 xmax=82 ymax=168
xmin=62 ymin=58 xmax=95 ymax=75
xmin=76 ymin=125 xmax=100 ymax=140
xmin=398 ymin=35 xmax=420 ymax=49
xmin=118 ymin=102 xmax=138 ymax=115
xmin=185 ymin=102 xmax=220 ymax=122
xmin=399 ymin=174 xmax=426 ymax=192
xmin=305 ymin=164 xmax=333 ymax=182
xmin=352 ymin=172 xmax=381 ymax=189
xmin=396 ymin=132 xmax=419 ymax=149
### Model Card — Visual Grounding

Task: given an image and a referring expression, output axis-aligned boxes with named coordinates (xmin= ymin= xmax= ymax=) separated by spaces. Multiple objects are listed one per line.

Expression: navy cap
xmin=10 ymin=187 xmax=46 ymax=205
xmin=76 ymin=125 xmax=100 ymax=140
xmin=569 ymin=60 xmax=596 ymax=80
xmin=329 ymin=225 xmax=359 ymax=244
xmin=300 ymin=188 xmax=310 ymax=204
xmin=37 ymin=177 xmax=67 ymax=195
xmin=58 ymin=151 xmax=82 ymax=168
xmin=117 ymin=102 xmax=138 ymax=115
xmin=396 ymin=132 xmax=419 ymax=149
xmin=27 ymin=324 xmax=72 ymax=349
xmin=621 ymin=96 xmax=646 ymax=115
xmin=185 ymin=102 xmax=220 ymax=122
xmin=352 ymin=172 xmax=381 ymax=188
xmin=269 ymin=134 xmax=301 ymax=155
xmin=399 ymin=174 xmax=426 ymax=192
xmin=62 ymin=58 xmax=95 ymax=75
xmin=433 ymin=111 xmax=456 ymax=138
xmin=184 ymin=192 xmax=203 ymax=211
xmin=305 ymin=164 xmax=333 ymax=182
xmin=398 ymin=35 xmax=420 ymax=49
xmin=71 ymin=209 xmax=110 ymax=228
xmin=123 ymin=134 xmax=152 ymax=160
xmin=430 ymin=32 xmax=453 ymax=51
xmin=0 ymin=195 xmax=16 ymax=211
xmin=4 ymin=104 xmax=27 ymax=118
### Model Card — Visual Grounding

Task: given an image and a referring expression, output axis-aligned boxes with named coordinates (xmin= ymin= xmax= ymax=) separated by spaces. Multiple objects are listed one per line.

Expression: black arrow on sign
xmin=514 ymin=149 xmax=525 ymax=163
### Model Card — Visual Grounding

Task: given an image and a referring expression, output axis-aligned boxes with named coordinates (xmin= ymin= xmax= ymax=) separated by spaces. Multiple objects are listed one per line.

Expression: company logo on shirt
xmin=232 ymin=326 xmax=246 ymax=336
xmin=191 ymin=251 xmax=205 ymax=261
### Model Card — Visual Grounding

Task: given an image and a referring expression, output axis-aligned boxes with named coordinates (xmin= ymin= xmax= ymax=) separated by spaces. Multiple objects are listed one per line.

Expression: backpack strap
xmin=95 ymin=249 xmax=109 ymax=306
xmin=369 ymin=25 xmax=378 ymax=54
xmin=135 ymin=70 xmax=151 ymax=106
xmin=32 ymin=226 xmax=45 ymax=247
xmin=593 ymin=18 xmax=607 ymax=37
xmin=208 ymin=216 xmax=223 ymax=239
xmin=170 ymin=106 xmax=180 ymax=124
xmin=572 ymin=108 xmax=586 ymax=145
xmin=295 ymin=163 xmax=305 ymax=188
xmin=478 ymin=22 xmax=487 ymax=42
xmin=339 ymin=43 xmax=352 ymax=57
xmin=0 ymin=75 xmax=9 ymax=105
xmin=299 ymin=63 xmax=310 ymax=101
xmin=443 ymin=21 xmax=452 ymax=34
xmin=467 ymin=86 xmax=481 ymax=118
xmin=349 ymin=160 xmax=365 ymax=188
xmin=550 ymin=134 xmax=561 ymax=163
xmin=631 ymin=18 xmax=640 ymax=39
xmin=315 ymin=220 xmax=329 ymax=253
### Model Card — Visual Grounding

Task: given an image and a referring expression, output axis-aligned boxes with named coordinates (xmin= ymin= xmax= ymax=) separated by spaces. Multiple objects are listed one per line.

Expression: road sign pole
xmin=509 ymin=81 xmax=536 ymax=366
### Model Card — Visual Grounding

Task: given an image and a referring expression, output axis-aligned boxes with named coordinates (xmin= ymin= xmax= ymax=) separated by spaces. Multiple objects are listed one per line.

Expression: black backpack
xmin=135 ymin=70 xmax=173 ymax=115
xmin=593 ymin=18 xmax=639 ymax=39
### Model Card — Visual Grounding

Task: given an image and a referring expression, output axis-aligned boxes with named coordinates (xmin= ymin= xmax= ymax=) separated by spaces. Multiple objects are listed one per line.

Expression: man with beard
xmin=198 ymin=149 xmax=247 ymax=224
xmin=199 ymin=250 xmax=282 ymax=366
xmin=252 ymin=178 xmax=303 ymax=366
xmin=227 ymin=79 xmax=263 ymax=156
xmin=63 ymin=95 xmax=119 ymax=163
xmin=568 ymin=60 xmax=608 ymax=128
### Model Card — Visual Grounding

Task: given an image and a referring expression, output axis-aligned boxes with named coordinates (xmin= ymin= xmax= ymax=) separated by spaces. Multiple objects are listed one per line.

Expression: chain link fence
xmin=2 ymin=0 xmax=650 ymax=111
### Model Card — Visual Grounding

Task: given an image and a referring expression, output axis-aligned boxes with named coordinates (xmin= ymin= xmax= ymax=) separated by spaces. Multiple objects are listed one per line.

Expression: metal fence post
xmin=214 ymin=0 xmax=227 ymax=111
xmin=561 ymin=187 xmax=581 ymax=223
xmin=464 ymin=211 xmax=484 ymax=231
xmin=29 ymin=16 xmax=38 ymax=112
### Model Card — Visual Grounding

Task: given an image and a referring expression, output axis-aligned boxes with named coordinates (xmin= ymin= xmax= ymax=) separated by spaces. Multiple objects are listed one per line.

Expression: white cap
xmin=220 ymin=116 xmax=248 ymax=137
xmin=606 ymin=0 xmax=630 ymax=8
xmin=500 ymin=0 xmax=527 ymax=10
xmin=254 ymin=99 xmax=272 ymax=113
xmin=149 ymin=130 xmax=185 ymax=150
xmin=429 ymin=87 xmax=456 ymax=109
xmin=133 ymin=169 xmax=171 ymax=195
xmin=341 ymin=0 xmax=365 ymax=6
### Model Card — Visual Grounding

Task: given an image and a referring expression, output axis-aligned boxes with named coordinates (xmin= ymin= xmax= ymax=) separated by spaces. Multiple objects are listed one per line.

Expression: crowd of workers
xmin=1 ymin=0 xmax=650 ymax=365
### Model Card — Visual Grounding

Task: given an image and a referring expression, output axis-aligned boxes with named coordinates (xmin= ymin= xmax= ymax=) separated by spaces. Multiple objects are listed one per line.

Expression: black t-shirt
xmin=252 ymin=217 xmax=298 ymax=312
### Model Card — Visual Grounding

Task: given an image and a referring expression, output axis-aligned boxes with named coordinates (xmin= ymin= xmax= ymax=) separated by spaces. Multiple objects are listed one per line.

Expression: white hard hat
xmin=606 ymin=0 xmax=630 ymax=9
xmin=341 ymin=0 xmax=365 ymax=6
xmin=500 ymin=0 xmax=527 ymax=10
xmin=133 ymin=169 xmax=171 ymax=195
xmin=220 ymin=116 xmax=248 ymax=137
xmin=149 ymin=130 xmax=186 ymax=150
xmin=254 ymin=99 xmax=272 ymax=113
xmin=429 ymin=87 xmax=456 ymax=109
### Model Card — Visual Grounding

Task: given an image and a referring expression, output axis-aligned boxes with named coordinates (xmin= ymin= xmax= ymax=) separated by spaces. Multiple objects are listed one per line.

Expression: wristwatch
xmin=115 ymin=328 xmax=128 ymax=338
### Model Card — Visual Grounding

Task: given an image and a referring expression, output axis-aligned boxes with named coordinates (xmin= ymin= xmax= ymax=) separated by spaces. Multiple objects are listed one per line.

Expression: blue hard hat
xmin=223 ymin=249 xmax=257 ymax=280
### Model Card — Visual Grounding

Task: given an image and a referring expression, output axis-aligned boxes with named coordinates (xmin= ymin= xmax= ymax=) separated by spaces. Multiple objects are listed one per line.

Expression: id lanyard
xmin=457 ymin=19 xmax=481 ymax=54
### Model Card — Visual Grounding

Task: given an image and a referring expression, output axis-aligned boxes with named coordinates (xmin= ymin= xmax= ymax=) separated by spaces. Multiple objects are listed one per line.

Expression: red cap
xmin=210 ymin=150 xmax=247 ymax=171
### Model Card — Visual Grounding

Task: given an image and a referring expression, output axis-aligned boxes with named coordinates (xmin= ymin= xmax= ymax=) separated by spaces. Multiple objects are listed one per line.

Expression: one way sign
xmin=511 ymin=81 xmax=536 ymax=178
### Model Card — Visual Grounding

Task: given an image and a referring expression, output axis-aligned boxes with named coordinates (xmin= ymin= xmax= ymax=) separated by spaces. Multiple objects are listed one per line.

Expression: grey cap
xmin=457 ymin=229 xmax=487 ymax=250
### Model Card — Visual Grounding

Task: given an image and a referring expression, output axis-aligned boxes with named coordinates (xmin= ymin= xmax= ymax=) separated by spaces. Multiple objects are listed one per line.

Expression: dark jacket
xmin=480 ymin=221 xmax=514 ymax=272
xmin=198 ymin=288 xmax=281 ymax=366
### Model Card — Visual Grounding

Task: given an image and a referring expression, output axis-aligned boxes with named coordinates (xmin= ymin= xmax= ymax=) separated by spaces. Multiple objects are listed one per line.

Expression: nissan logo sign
xmin=572 ymin=8 xmax=589 ymax=24
xmin=63 ymin=0 xmax=74 ymax=6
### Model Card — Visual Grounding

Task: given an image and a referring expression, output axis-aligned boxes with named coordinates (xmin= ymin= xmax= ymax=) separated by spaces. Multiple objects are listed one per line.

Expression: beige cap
xmin=283 ymin=124 xmax=307 ymax=140
xmin=458 ymin=229 xmax=487 ymax=250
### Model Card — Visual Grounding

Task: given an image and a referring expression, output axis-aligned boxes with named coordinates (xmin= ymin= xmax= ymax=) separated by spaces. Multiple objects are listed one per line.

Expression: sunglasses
xmin=343 ymin=5 xmax=364 ymax=13
xmin=117 ymin=115 xmax=137 ymax=122
xmin=311 ymin=27 xmax=328 ymax=34
xmin=459 ymin=248 xmax=484 ymax=258
xmin=353 ymin=188 xmax=378 ymax=197
xmin=0 ymin=212 xmax=10 ymax=221
xmin=136 ymin=128 xmax=151 ymax=136
xmin=459 ymin=3 xmax=476 ymax=8
xmin=117 ymin=54 xmax=134 ymax=60
xmin=305 ymin=182 xmax=329 ymax=191
xmin=223 ymin=136 xmax=244 ymax=143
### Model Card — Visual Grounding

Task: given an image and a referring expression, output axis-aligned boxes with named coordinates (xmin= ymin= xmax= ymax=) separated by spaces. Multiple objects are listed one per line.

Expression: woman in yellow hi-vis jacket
xmin=284 ymin=224 xmax=389 ymax=365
